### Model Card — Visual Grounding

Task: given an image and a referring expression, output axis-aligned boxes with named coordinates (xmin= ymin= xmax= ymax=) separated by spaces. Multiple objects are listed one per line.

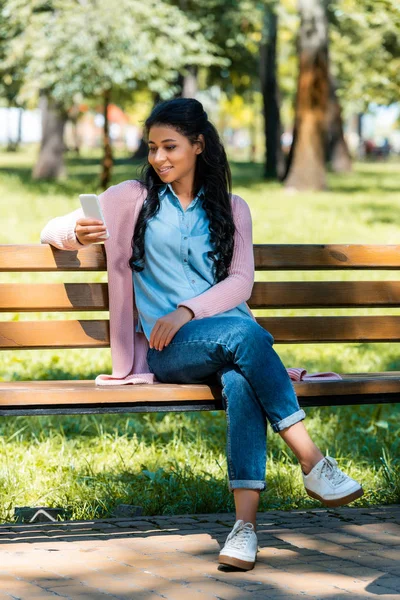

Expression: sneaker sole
xmin=305 ymin=486 xmax=364 ymax=507
xmin=218 ymin=554 xmax=255 ymax=570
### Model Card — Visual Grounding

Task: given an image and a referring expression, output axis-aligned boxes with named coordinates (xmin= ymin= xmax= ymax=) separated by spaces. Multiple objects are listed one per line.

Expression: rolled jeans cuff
xmin=229 ymin=479 xmax=266 ymax=493
xmin=271 ymin=408 xmax=306 ymax=433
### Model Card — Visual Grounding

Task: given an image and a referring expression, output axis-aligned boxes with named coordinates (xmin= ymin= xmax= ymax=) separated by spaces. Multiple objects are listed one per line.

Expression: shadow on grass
xmin=328 ymin=164 xmax=400 ymax=194
xmin=0 ymin=157 xmax=268 ymax=195
xmin=351 ymin=202 xmax=400 ymax=226
xmin=0 ymin=159 xmax=145 ymax=196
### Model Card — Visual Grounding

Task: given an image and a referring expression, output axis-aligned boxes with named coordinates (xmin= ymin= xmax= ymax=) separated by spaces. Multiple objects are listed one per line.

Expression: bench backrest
xmin=2 ymin=244 xmax=400 ymax=350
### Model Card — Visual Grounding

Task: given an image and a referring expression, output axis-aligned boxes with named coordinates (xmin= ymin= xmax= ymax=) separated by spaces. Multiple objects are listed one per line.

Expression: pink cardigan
xmin=40 ymin=180 xmax=258 ymax=386
xmin=40 ymin=180 xmax=341 ymax=386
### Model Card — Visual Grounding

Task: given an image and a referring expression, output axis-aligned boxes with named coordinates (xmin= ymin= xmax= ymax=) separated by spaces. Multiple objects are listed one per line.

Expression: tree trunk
xmin=32 ymin=94 xmax=67 ymax=180
xmin=132 ymin=92 xmax=161 ymax=160
xmin=182 ymin=66 xmax=198 ymax=98
xmin=6 ymin=105 xmax=23 ymax=152
xmin=357 ymin=113 xmax=364 ymax=159
xmin=17 ymin=107 xmax=23 ymax=146
xmin=326 ymin=76 xmax=352 ymax=172
xmin=174 ymin=65 xmax=198 ymax=98
xmin=100 ymin=89 xmax=113 ymax=190
xmin=284 ymin=0 xmax=329 ymax=191
xmin=260 ymin=5 xmax=284 ymax=179
xmin=67 ymin=103 xmax=81 ymax=155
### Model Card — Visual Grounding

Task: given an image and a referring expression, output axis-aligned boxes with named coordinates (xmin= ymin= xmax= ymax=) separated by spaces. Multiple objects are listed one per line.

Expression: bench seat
xmin=1 ymin=373 xmax=400 ymax=416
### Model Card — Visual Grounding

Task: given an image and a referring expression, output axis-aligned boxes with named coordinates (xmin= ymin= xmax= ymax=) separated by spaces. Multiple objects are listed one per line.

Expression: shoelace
xmin=319 ymin=457 xmax=347 ymax=486
xmin=226 ymin=522 xmax=254 ymax=550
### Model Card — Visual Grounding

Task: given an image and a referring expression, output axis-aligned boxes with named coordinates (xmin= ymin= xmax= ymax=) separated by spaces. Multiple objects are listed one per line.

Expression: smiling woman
xmin=147 ymin=126 xmax=204 ymax=209
xmin=40 ymin=97 xmax=363 ymax=572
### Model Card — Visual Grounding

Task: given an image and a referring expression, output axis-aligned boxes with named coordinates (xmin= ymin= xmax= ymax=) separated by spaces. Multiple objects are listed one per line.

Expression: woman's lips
xmin=159 ymin=167 xmax=173 ymax=174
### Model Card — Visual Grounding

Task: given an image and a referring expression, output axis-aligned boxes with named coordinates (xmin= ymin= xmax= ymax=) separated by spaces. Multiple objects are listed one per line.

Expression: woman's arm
xmin=40 ymin=207 xmax=86 ymax=250
xmin=177 ymin=194 xmax=254 ymax=319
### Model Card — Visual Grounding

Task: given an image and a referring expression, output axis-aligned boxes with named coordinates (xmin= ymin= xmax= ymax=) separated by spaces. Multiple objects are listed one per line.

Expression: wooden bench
xmin=1 ymin=243 xmax=400 ymax=417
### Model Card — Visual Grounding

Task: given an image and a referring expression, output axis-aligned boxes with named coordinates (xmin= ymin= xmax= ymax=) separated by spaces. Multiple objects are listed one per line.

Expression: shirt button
xmin=184 ymin=259 xmax=188 ymax=263
xmin=191 ymin=280 xmax=195 ymax=283
xmin=184 ymin=236 xmax=188 ymax=240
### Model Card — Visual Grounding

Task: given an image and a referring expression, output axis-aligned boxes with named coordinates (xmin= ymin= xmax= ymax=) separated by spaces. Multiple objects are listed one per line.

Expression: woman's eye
xmin=148 ymin=146 xmax=176 ymax=152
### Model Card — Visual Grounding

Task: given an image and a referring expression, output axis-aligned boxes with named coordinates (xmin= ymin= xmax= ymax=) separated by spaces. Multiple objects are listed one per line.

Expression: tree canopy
xmin=2 ymin=0 xmax=228 ymax=109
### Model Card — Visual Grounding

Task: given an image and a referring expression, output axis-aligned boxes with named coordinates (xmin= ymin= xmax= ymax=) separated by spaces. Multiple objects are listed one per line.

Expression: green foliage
xmin=329 ymin=0 xmax=400 ymax=109
xmin=0 ymin=405 xmax=399 ymax=522
xmin=1 ymin=0 xmax=228 ymax=108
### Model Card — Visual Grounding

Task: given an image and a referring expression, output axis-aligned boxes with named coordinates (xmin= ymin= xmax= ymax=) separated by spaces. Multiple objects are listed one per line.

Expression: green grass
xmin=0 ymin=145 xmax=400 ymax=523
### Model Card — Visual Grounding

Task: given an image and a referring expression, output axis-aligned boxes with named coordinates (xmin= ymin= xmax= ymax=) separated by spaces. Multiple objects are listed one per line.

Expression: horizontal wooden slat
xmin=2 ymin=316 xmax=400 ymax=349
xmin=250 ymin=281 xmax=400 ymax=308
xmin=5 ymin=281 xmax=400 ymax=312
xmin=254 ymin=244 xmax=400 ymax=270
xmin=0 ymin=381 xmax=219 ymax=405
xmin=3 ymin=244 xmax=400 ymax=272
xmin=0 ymin=244 xmax=106 ymax=271
xmin=0 ymin=283 xmax=109 ymax=312
xmin=0 ymin=320 xmax=109 ymax=349
xmin=257 ymin=316 xmax=400 ymax=343
xmin=1 ymin=375 xmax=400 ymax=409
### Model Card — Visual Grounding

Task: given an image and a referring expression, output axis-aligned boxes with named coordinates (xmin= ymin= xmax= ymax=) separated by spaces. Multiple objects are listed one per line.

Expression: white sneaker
xmin=302 ymin=456 xmax=364 ymax=507
xmin=218 ymin=519 xmax=258 ymax=570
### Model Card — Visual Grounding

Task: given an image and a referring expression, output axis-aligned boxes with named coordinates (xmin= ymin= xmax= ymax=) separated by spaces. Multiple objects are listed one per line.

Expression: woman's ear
xmin=196 ymin=134 xmax=205 ymax=154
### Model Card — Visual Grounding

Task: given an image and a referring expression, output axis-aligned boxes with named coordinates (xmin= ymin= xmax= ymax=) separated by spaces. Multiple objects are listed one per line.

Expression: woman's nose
xmin=154 ymin=149 xmax=167 ymax=162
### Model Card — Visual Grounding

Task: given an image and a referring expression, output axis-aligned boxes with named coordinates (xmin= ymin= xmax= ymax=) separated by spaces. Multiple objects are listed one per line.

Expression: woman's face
xmin=147 ymin=125 xmax=204 ymax=185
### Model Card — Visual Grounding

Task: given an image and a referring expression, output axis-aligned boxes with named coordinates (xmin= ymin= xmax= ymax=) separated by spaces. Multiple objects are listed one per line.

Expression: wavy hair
xmin=128 ymin=97 xmax=236 ymax=284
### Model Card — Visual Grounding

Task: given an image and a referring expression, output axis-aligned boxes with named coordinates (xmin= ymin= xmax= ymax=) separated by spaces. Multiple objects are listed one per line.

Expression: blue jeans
xmin=146 ymin=316 xmax=305 ymax=492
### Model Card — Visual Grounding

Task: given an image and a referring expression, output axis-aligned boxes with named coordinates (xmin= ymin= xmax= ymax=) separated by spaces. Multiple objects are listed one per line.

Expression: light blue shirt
xmin=132 ymin=182 xmax=253 ymax=341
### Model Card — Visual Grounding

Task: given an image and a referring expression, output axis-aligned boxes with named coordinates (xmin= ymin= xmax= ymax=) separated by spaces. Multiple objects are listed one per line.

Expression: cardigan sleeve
xmin=39 ymin=184 xmax=120 ymax=250
xmin=177 ymin=194 xmax=254 ymax=319
xmin=40 ymin=206 xmax=86 ymax=250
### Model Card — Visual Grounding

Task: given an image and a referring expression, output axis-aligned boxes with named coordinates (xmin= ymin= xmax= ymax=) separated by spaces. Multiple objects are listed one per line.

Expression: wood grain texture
xmin=257 ymin=316 xmax=400 ymax=343
xmin=254 ymin=244 xmax=400 ymax=270
xmin=5 ymin=280 xmax=400 ymax=311
xmin=250 ymin=281 xmax=400 ymax=308
xmin=0 ymin=320 xmax=109 ymax=349
xmin=1 ymin=375 xmax=400 ymax=407
xmin=0 ymin=283 xmax=109 ymax=311
xmin=2 ymin=244 xmax=400 ymax=272
xmin=3 ymin=316 xmax=400 ymax=348
xmin=0 ymin=244 xmax=106 ymax=271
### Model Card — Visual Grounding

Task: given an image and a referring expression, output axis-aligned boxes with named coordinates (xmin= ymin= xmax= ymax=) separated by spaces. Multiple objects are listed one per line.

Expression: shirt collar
xmin=159 ymin=182 xmax=205 ymax=200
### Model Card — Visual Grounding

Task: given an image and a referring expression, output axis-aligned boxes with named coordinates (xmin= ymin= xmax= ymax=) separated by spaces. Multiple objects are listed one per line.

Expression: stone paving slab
xmin=0 ymin=505 xmax=399 ymax=599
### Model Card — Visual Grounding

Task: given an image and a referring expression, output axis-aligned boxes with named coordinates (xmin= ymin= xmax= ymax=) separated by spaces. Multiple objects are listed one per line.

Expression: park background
xmin=0 ymin=0 xmax=399 ymax=523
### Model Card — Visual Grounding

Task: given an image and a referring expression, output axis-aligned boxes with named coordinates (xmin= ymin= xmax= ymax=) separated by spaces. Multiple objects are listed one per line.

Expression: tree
xmin=260 ymin=1 xmax=284 ymax=179
xmin=0 ymin=4 xmax=26 ymax=151
xmin=329 ymin=0 xmax=400 ymax=109
xmin=2 ymin=0 xmax=227 ymax=186
xmin=326 ymin=75 xmax=352 ymax=172
xmin=285 ymin=0 xmax=330 ymax=191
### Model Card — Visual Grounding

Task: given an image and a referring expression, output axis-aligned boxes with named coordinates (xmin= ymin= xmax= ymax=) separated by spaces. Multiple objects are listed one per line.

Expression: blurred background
xmin=0 ymin=0 xmax=399 ymax=522
xmin=0 ymin=0 xmax=399 ymax=188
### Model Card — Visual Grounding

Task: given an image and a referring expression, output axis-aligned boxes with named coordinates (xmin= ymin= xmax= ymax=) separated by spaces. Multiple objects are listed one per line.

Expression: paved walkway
xmin=0 ymin=504 xmax=399 ymax=600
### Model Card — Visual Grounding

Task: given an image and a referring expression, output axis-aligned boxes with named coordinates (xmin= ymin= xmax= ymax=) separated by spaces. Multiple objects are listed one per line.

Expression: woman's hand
xmin=75 ymin=218 xmax=108 ymax=245
xmin=150 ymin=307 xmax=194 ymax=351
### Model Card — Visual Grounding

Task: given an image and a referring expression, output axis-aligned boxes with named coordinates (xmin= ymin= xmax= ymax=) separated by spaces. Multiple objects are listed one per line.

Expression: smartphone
xmin=79 ymin=194 xmax=109 ymax=240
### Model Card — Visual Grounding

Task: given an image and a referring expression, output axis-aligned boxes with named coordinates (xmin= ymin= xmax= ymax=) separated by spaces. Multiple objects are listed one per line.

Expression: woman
xmin=41 ymin=98 xmax=363 ymax=571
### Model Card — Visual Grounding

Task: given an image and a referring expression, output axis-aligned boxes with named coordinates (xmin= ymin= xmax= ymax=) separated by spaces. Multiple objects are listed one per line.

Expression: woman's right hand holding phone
xmin=75 ymin=218 xmax=108 ymax=245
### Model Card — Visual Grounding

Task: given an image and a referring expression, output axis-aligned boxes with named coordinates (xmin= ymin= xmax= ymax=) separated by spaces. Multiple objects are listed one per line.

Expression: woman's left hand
xmin=149 ymin=306 xmax=194 ymax=351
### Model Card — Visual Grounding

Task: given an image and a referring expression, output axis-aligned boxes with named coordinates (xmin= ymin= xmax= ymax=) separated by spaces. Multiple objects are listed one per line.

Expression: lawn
xmin=0 ymin=146 xmax=399 ymax=523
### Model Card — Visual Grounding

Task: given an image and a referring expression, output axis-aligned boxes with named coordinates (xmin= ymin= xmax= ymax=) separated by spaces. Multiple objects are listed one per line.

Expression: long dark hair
xmin=128 ymin=97 xmax=236 ymax=284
